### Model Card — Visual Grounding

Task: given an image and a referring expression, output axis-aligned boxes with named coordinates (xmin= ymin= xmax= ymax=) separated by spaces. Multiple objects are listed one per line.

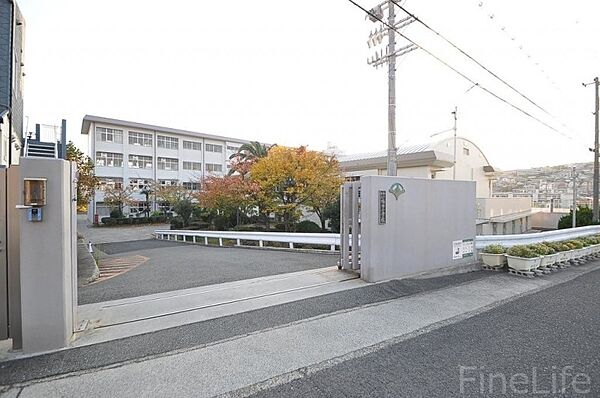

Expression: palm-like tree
xmin=228 ymin=141 xmax=272 ymax=176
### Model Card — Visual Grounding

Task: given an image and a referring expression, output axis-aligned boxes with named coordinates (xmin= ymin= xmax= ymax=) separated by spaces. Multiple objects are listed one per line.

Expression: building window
xmin=157 ymin=135 xmax=179 ymax=150
xmin=183 ymin=161 xmax=202 ymax=171
xmin=96 ymin=152 xmax=123 ymax=167
xmin=463 ymin=147 xmax=470 ymax=156
xmin=158 ymin=179 xmax=178 ymax=186
xmin=98 ymin=177 xmax=123 ymax=190
xmin=183 ymin=140 xmax=202 ymax=151
xmin=206 ymin=163 xmax=223 ymax=172
xmin=157 ymin=157 xmax=179 ymax=171
xmin=129 ymin=131 xmax=153 ymax=147
xmin=182 ymin=182 xmax=200 ymax=190
xmin=227 ymin=145 xmax=240 ymax=152
xmin=96 ymin=127 xmax=123 ymax=144
xmin=129 ymin=179 xmax=152 ymax=191
xmin=128 ymin=154 xmax=153 ymax=169
xmin=206 ymin=144 xmax=222 ymax=153
xmin=129 ymin=201 xmax=148 ymax=214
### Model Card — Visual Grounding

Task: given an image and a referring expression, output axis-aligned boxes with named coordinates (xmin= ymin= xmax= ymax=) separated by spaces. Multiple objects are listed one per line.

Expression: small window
xmin=463 ymin=147 xmax=470 ymax=156
xmin=206 ymin=144 xmax=223 ymax=153
xmin=129 ymin=179 xmax=152 ymax=190
xmin=183 ymin=161 xmax=202 ymax=171
xmin=157 ymin=157 xmax=179 ymax=171
xmin=227 ymin=145 xmax=240 ymax=152
xmin=128 ymin=131 xmax=153 ymax=146
xmin=96 ymin=152 xmax=123 ymax=167
xmin=157 ymin=135 xmax=179 ymax=150
xmin=206 ymin=163 xmax=223 ymax=172
xmin=182 ymin=182 xmax=200 ymax=190
xmin=183 ymin=140 xmax=202 ymax=151
xmin=128 ymin=154 xmax=153 ymax=169
xmin=98 ymin=177 xmax=123 ymax=190
xmin=96 ymin=127 xmax=123 ymax=144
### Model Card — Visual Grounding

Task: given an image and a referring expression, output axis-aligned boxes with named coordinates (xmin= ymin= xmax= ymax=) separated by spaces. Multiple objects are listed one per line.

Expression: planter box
xmin=506 ymin=255 xmax=541 ymax=271
xmin=555 ymin=251 xmax=568 ymax=264
xmin=540 ymin=253 xmax=559 ymax=268
xmin=481 ymin=253 xmax=507 ymax=268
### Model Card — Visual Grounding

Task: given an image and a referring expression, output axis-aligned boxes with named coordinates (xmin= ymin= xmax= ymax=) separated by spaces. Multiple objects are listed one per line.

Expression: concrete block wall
xmin=360 ymin=176 xmax=477 ymax=282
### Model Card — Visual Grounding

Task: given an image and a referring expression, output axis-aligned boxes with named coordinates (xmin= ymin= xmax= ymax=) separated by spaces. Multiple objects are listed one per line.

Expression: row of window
xmin=96 ymin=127 xmax=225 ymax=153
xmin=98 ymin=177 xmax=201 ymax=192
xmin=96 ymin=152 xmax=222 ymax=172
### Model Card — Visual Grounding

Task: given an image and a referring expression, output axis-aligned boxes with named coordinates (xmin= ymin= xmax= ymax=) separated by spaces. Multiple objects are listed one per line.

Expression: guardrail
xmin=475 ymin=225 xmax=600 ymax=249
xmin=154 ymin=229 xmax=341 ymax=251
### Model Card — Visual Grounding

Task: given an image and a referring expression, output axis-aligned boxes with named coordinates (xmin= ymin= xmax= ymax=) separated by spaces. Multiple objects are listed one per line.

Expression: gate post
xmin=18 ymin=158 xmax=76 ymax=353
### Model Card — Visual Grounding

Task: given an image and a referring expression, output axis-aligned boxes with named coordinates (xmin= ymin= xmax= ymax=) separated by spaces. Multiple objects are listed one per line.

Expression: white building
xmin=81 ymin=115 xmax=249 ymax=220
xmin=339 ymin=137 xmax=534 ymax=235
xmin=339 ymin=137 xmax=496 ymax=197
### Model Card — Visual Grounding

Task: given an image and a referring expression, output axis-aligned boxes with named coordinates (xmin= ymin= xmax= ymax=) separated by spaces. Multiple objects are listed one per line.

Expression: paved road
xmin=79 ymin=239 xmax=338 ymax=304
xmin=251 ymin=267 xmax=600 ymax=397
xmin=2 ymin=264 xmax=598 ymax=397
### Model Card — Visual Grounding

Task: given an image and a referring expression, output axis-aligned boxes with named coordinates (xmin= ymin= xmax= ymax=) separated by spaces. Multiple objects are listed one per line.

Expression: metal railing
xmin=154 ymin=229 xmax=341 ymax=251
xmin=475 ymin=225 xmax=600 ymax=249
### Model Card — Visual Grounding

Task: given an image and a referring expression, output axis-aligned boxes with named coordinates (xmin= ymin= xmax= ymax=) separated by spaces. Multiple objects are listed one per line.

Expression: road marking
xmin=89 ymin=255 xmax=149 ymax=284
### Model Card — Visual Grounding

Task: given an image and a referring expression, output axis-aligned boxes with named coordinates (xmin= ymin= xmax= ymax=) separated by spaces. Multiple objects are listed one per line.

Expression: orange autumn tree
xmin=198 ymin=175 xmax=259 ymax=226
xmin=250 ymin=146 xmax=343 ymax=231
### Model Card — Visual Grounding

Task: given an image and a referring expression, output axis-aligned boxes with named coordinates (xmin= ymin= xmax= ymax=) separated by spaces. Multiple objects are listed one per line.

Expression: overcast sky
xmin=17 ymin=0 xmax=600 ymax=170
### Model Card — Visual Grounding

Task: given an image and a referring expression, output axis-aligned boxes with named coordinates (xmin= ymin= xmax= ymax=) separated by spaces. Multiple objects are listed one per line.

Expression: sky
xmin=16 ymin=0 xmax=600 ymax=170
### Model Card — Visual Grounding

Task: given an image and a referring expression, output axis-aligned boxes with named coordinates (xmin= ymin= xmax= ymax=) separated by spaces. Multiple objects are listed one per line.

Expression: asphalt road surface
xmin=251 ymin=267 xmax=600 ymax=397
xmin=79 ymin=239 xmax=338 ymax=304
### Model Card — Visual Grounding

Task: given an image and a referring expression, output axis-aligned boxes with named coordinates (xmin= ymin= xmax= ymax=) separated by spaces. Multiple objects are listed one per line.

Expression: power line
xmin=390 ymin=0 xmax=552 ymax=117
xmin=346 ymin=0 xmax=577 ymax=142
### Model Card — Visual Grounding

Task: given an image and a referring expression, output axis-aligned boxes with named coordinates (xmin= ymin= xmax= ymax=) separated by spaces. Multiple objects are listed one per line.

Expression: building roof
xmin=81 ymin=115 xmax=250 ymax=144
xmin=339 ymin=141 xmax=454 ymax=171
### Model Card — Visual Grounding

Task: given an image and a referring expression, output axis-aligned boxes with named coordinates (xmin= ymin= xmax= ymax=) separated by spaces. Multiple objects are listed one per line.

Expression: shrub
xmin=482 ymin=244 xmax=506 ymax=254
xmin=296 ymin=220 xmax=322 ymax=233
xmin=507 ymin=245 xmax=539 ymax=258
xmin=150 ymin=210 xmax=162 ymax=217
xmin=232 ymin=224 xmax=268 ymax=232
xmin=110 ymin=208 xmax=123 ymax=219
xmin=527 ymin=243 xmax=552 ymax=256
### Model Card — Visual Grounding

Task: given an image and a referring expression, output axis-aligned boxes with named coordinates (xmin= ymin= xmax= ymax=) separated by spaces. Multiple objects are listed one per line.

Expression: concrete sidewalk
xmin=3 ymin=262 xmax=598 ymax=397
xmin=76 ymin=266 xmax=363 ymax=346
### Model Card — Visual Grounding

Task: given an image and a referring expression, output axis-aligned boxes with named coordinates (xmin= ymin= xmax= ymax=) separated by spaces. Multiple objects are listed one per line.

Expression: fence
xmin=474 ymin=225 xmax=600 ymax=249
xmin=157 ymin=225 xmax=600 ymax=254
xmin=154 ymin=229 xmax=340 ymax=251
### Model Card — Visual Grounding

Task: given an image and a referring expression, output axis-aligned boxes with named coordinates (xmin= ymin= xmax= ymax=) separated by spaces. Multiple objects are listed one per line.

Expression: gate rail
xmin=475 ymin=225 xmax=600 ymax=249
xmin=155 ymin=229 xmax=340 ymax=251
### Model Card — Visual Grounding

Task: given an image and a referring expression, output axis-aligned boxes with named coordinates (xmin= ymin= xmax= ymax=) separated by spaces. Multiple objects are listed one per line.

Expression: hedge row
xmin=101 ymin=216 xmax=167 ymax=226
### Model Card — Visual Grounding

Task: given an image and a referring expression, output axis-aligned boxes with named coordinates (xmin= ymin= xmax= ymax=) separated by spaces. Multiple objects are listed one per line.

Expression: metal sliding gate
xmin=340 ymin=181 xmax=361 ymax=271
xmin=0 ymin=165 xmax=21 ymax=348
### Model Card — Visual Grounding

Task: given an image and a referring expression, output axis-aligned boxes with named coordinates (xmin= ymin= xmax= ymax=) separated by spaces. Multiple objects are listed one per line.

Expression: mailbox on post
xmin=22 ymin=178 xmax=47 ymax=222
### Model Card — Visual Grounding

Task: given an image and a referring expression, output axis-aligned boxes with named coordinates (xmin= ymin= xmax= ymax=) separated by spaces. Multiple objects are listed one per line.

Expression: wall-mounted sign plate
xmin=452 ymin=238 xmax=474 ymax=259
xmin=378 ymin=190 xmax=386 ymax=225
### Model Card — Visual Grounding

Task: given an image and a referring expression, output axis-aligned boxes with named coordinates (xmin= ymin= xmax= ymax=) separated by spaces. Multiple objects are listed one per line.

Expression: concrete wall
xmin=19 ymin=158 xmax=75 ymax=353
xmin=531 ymin=211 xmax=565 ymax=230
xmin=476 ymin=197 xmax=532 ymax=219
xmin=360 ymin=176 xmax=476 ymax=282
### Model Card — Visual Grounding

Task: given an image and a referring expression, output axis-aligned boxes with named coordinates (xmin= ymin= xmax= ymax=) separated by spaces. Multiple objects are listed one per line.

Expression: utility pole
xmin=583 ymin=77 xmax=599 ymax=222
xmin=386 ymin=0 xmax=396 ymax=176
xmin=572 ymin=166 xmax=578 ymax=229
xmin=366 ymin=2 xmax=416 ymax=177
xmin=452 ymin=106 xmax=457 ymax=180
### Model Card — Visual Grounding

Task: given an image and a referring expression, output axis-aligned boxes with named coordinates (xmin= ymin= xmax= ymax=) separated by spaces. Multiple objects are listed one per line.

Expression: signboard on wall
xmin=378 ymin=190 xmax=386 ymax=225
xmin=452 ymin=239 xmax=474 ymax=260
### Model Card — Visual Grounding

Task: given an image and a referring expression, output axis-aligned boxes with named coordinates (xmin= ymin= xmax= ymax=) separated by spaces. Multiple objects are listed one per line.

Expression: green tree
xmin=558 ymin=205 xmax=599 ymax=229
xmin=173 ymin=199 xmax=194 ymax=228
xmin=322 ymin=197 xmax=341 ymax=233
xmin=66 ymin=141 xmax=99 ymax=212
xmin=228 ymin=141 xmax=272 ymax=176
